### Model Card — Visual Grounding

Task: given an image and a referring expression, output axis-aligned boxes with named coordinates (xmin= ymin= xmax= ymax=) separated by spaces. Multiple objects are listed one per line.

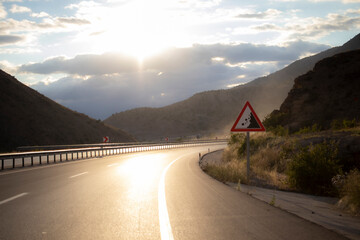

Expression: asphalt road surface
xmin=0 ymin=144 xmax=347 ymax=240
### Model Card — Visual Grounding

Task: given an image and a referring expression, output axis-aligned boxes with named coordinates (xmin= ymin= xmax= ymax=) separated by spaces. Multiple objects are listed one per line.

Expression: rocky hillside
xmin=0 ymin=70 xmax=135 ymax=152
xmin=105 ymin=34 xmax=360 ymax=141
xmin=265 ymin=49 xmax=360 ymax=132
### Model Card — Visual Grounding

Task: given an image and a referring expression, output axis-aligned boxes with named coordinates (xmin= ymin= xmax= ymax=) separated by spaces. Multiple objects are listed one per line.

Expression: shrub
xmin=272 ymin=125 xmax=289 ymax=136
xmin=331 ymin=118 xmax=357 ymax=130
xmin=263 ymin=111 xmax=288 ymax=129
xmin=287 ymin=141 xmax=342 ymax=195
xmin=237 ymin=134 xmax=273 ymax=157
xmin=229 ymin=133 xmax=245 ymax=145
xmin=295 ymin=123 xmax=321 ymax=134
xmin=331 ymin=119 xmax=342 ymax=130
xmin=336 ymin=169 xmax=360 ymax=214
xmin=343 ymin=119 xmax=356 ymax=129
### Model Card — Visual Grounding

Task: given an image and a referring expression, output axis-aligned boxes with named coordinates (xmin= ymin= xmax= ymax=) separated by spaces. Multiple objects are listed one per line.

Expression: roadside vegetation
xmin=202 ymin=119 xmax=360 ymax=215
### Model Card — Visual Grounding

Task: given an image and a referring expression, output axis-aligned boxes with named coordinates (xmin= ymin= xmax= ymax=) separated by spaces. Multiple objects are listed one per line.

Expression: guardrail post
xmin=54 ymin=154 xmax=56 ymax=163
xmin=22 ymin=157 xmax=25 ymax=167
xmin=31 ymin=156 xmax=33 ymax=166
xmin=60 ymin=153 xmax=62 ymax=162
xmin=13 ymin=158 xmax=15 ymax=168
xmin=39 ymin=155 xmax=42 ymax=165
xmin=47 ymin=155 xmax=49 ymax=164
xmin=1 ymin=159 xmax=3 ymax=170
xmin=66 ymin=153 xmax=68 ymax=161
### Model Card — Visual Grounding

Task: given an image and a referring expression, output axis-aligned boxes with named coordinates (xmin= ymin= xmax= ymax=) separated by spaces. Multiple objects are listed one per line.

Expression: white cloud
xmin=31 ymin=11 xmax=49 ymax=18
xmin=23 ymin=41 xmax=329 ymax=119
xmin=236 ymin=9 xmax=282 ymax=19
xmin=309 ymin=0 xmax=360 ymax=2
xmin=178 ymin=0 xmax=222 ymax=8
xmin=10 ymin=4 xmax=31 ymax=13
xmin=0 ymin=3 xmax=7 ymax=18
xmin=252 ymin=10 xmax=360 ymax=41
xmin=0 ymin=60 xmax=17 ymax=74
xmin=0 ymin=0 xmax=22 ymax=2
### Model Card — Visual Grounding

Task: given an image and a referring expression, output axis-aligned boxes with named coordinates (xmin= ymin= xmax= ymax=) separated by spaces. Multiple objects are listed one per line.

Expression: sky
xmin=1 ymin=0 xmax=360 ymax=119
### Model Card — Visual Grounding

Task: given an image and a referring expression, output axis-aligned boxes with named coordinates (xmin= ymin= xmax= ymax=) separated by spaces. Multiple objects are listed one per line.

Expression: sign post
xmin=230 ymin=101 xmax=265 ymax=182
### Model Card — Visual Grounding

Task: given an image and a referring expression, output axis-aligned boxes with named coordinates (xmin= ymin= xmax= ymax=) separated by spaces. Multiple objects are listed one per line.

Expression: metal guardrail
xmin=0 ymin=140 xmax=227 ymax=170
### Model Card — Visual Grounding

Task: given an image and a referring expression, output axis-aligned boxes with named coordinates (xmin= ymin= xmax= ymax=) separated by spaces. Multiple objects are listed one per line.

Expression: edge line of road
xmin=158 ymin=156 xmax=183 ymax=240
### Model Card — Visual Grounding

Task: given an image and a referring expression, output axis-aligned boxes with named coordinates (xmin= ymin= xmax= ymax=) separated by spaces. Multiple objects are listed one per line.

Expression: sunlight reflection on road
xmin=115 ymin=153 xmax=166 ymax=200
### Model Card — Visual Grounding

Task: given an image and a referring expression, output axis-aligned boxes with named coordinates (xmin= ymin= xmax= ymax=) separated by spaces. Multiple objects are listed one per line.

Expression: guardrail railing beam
xmin=0 ymin=140 xmax=227 ymax=171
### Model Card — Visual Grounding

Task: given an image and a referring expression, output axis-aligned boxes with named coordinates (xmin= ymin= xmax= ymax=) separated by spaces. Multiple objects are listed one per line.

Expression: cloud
xmin=20 ymin=53 xmax=139 ymax=75
xmin=252 ymin=10 xmax=360 ymax=40
xmin=20 ymin=41 xmax=328 ymax=75
xmin=0 ymin=60 xmax=17 ymax=74
xmin=0 ymin=16 xmax=91 ymax=34
xmin=10 ymin=4 xmax=31 ymax=13
xmin=0 ymin=3 xmax=7 ymax=18
xmin=236 ymin=9 xmax=282 ymax=19
xmin=25 ymin=41 xmax=329 ymax=119
xmin=309 ymin=0 xmax=360 ymax=2
xmin=30 ymin=11 xmax=49 ymax=18
xmin=0 ymin=34 xmax=24 ymax=44
xmin=177 ymin=0 xmax=222 ymax=8
xmin=57 ymin=17 xmax=91 ymax=25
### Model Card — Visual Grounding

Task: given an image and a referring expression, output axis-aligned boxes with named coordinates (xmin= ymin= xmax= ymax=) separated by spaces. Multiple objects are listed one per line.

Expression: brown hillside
xmin=105 ymin=34 xmax=360 ymax=141
xmin=0 ymin=70 xmax=135 ymax=152
xmin=267 ymin=50 xmax=360 ymax=131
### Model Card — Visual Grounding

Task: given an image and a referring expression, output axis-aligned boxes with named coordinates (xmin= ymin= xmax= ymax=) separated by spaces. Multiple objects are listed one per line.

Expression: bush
xmin=336 ymin=169 xmax=360 ymax=214
xmin=266 ymin=125 xmax=289 ymax=136
xmin=331 ymin=119 xmax=342 ymax=130
xmin=228 ymin=133 xmax=245 ymax=145
xmin=295 ymin=123 xmax=321 ymax=134
xmin=237 ymin=134 xmax=273 ymax=157
xmin=343 ymin=119 xmax=356 ymax=128
xmin=331 ymin=118 xmax=357 ymax=130
xmin=263 ymin=111 xmax=288 ymax=129
xmin=263 ymin=112 xmax=290 ymax=136
xmin=287 ymin=141 xmax=342 ymax=195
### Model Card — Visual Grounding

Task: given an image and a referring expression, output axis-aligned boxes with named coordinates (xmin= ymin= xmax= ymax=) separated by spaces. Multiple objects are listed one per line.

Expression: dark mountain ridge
xmin=266 ymin=49 xmax=360 ymax=131
xmin=0 ymin=70 xmax=135 ymax=152
xmin=105 ymin=34 xmax=360 ymax=141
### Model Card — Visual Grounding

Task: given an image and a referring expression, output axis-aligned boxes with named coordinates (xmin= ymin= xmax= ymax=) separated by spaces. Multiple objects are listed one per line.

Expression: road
xmin=0 ymin=144 xmax=347 ymax=240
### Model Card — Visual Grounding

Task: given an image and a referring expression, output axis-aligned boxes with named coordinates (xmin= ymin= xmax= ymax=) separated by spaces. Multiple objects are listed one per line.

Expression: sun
xmin=93 ymin=0 xmax=178 ymax=63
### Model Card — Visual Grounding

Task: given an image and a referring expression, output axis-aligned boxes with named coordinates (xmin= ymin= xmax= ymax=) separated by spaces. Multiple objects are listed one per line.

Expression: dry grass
xmin=205 ymin=132 xmax=291 ymax=189
xmin=203 ymin=159 xmax=248 ymax=184
xmin=337 ymin=169 xmax=360 ymax=215
xmin=250 ymin=147 xmax=289 ymax=189
xmin=206 ymin=130 xmax=360 ymax=197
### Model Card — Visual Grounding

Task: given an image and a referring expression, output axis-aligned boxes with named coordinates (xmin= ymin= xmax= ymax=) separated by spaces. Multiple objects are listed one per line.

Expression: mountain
xmin=265 ymin=49 xmax=360 ymax=132
xmin=0 ymin=70 xmax=135 ymax=152
xmin=104 ymin=34 xmax=360 ymax=141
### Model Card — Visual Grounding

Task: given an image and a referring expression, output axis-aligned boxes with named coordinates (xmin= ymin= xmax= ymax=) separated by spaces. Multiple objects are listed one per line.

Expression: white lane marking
xmin=158 ymin=157 xmax=182 ymax=240
xmin=69 ymin=172 xmax=88 ymax=179
xmin=0 ymin=192 xmax=29 ymax=206
xmin=107 ymin=163 xmax=119 ymax=167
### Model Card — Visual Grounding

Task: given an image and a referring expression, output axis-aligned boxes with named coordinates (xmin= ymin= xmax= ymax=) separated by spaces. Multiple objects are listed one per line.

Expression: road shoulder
xmin=200 ymin=150 xmax=360 ymax=240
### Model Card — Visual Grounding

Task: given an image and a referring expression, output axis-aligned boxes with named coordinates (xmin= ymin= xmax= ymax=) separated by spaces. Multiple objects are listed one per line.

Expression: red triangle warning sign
xmin=231 ymin=101 xmax=266 ymax=132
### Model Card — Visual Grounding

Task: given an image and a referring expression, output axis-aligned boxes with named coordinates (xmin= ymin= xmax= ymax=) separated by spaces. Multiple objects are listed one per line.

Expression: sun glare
xmin=93 ymin=0 xmax=182 ymax=63
xmin=116 ymin=154 xmax=165 ymax=186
